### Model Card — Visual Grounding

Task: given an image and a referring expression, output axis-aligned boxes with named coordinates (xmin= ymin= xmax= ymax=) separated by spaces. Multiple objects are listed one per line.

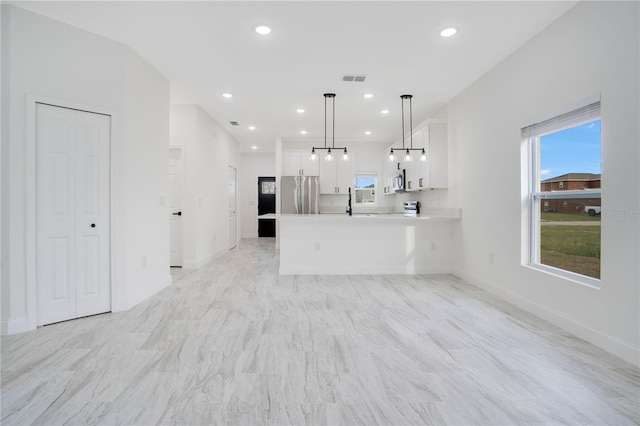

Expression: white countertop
xmin=257 ymin=213 xmax=276 ymax=219
xmin=278 ymin=208 xmax=460 ymax=222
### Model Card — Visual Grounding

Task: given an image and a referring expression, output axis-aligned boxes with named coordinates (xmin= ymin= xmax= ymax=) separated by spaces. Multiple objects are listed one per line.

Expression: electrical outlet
xmin=314 ymin=242 xmax=321 ymax=251
xmin=488 ymin=252 xmax=494 ymax=264
xmin=142 ymin=256 xmax=147 ymax=267
xmin=430 ymin=242 xmax=437 ymax=251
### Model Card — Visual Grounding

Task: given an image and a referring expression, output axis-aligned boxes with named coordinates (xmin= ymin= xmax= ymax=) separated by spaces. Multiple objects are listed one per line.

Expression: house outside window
xmin=523 ymin=101 xmax=601 ymax=285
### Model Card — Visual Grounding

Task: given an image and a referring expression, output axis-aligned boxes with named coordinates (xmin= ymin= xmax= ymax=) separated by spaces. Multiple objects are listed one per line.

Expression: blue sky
xmin=355 ymin=176 xmax=375 ymax=188
xmin=540 ymin=119 xmax=601 ymax=179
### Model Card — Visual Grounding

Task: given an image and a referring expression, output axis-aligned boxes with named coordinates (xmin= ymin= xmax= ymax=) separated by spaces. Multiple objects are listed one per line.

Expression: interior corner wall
xmin=1 ymin=5 xmax=171 ymax=334
xmin=240 ymin=152 xmax=276 ymax=238
xmin=119 ymin=48 xmax=171 ymax=308
xmin=170 ymin=104 xmax=241 ymax=269
xmin=444 ymin=1 xmax=639 ymax=365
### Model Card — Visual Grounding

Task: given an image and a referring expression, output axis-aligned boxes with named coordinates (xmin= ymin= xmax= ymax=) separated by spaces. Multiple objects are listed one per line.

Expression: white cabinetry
xmin=426 ymin=122 xmax=448 ymax=189
xmin=403 ymin=128 xmax=427 ymax=192
xmin=383 ymin=159 xmax=399 ymax=195
xmin=383 ymin=120 xmax=448 ymax=193
xmin=282 ymin=151 xmax=319 ymax=176
xmin=319 ymin=156 xmax=354 ymax=194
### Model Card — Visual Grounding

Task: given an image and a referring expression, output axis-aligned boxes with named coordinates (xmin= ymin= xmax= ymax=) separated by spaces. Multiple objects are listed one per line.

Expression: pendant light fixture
xmin=311 ymin=93 xmax=349 ymax=161
xmin=389 ymin=94 xmax=427 ymax=162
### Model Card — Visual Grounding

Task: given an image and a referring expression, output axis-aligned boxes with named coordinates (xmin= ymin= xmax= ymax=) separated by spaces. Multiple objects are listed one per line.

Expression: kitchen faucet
xmin=347 ymin=187 xmax=352 ymax=216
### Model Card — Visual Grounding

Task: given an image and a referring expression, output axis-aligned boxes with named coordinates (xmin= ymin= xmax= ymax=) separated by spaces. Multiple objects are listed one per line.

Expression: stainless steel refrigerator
xmin=281 ymin=176 xmax=319 ymax=214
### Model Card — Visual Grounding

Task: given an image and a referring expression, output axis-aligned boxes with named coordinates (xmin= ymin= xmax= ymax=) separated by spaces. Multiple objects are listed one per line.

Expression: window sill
xmin=524 ymin=263 xmax=601 ymax=290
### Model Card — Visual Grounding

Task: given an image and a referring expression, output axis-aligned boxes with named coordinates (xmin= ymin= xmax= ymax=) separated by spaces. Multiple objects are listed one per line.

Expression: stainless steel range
xmin=403 ymin=201 xmax=421 ymax=217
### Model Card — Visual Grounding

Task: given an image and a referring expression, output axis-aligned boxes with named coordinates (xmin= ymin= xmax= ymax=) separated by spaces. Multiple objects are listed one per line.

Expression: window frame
xmin=524 ymin=102 xmax=602 ymax=288
xmin=353 ymin=172 xmax=377 ymax=206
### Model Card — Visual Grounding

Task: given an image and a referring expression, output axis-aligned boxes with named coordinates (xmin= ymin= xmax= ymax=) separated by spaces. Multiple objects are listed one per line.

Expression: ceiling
xmin=11 ymin=1 xmax=577 ymax=152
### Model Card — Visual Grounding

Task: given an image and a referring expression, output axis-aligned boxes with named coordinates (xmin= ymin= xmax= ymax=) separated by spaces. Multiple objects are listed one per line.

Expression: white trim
xmin=169 ymin=145 xmax=185 ymax=268
xmin=26 ymin=94 xmax=118 ymax=333
xmin=183 ymin=247 xmax=229 ymax=270
xmin=524 ymin=109 xmax=602 ymax=289
xmin=242 ymin=233 xmax=259 ymax=239
xmin=519 ymin=93 xmax=602 ymax=131
xmin=1 ymin=316 xmax=29 ymax=335
xmin=459 ymin=271 xmax=639 ymax=368
xmin=279 ymin=264 xmax=454 ymax=275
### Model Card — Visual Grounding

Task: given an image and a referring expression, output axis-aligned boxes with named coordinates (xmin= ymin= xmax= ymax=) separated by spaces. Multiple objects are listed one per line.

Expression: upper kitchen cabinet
xmin=396 ymin=121 xmax=448 ymax=191
xmin=319 ymin=154 xmax=354 ymax=194
xmin=426 ymin=122 xmax=448 ymax=189
xmin=282 ymin=150 xmax=319 ymax=176
xmin=403 ymin=128 xmax=427 ymax=191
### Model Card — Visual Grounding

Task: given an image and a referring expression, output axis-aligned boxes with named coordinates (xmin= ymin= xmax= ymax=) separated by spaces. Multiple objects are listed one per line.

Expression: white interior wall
xmin=120 ymin=48 xmax=171 ymax=307
xmin=436 ymin=1 xmax=639 ymax=365
xmin=170 ymin=105 xmax=241 ymax=268
xmin=1 ymin=5 xmax=171 ymax=333
xmin=240 ymin=152 xmax=276 ymax=239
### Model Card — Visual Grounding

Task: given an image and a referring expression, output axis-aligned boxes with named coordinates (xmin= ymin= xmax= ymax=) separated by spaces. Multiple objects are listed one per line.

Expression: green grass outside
xmin=541 ymin=212 xmax=601 ymax=222
xmin=540 ymin=225 xmax=600 ymax=279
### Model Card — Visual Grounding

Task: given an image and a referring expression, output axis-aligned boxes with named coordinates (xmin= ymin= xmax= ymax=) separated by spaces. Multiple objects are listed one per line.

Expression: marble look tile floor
xmin=1 ymin=238 xmax=638 ymax=425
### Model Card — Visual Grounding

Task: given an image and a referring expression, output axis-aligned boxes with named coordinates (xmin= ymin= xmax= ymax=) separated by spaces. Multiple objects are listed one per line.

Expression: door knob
xmin=172 ymin=211 xmax=182 ymax=216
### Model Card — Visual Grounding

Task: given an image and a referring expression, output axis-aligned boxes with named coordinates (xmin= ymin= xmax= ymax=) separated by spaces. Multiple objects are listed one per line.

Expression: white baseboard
xmin=279 ymin=264 xmax=454 ymax=276
xmin=111 ymin=295 xmax=129 ymax=312
xmin=184 ymin=247 xmax=230 ymax=269
xmin=1 ymin=316 xmax=30 ymax=335
xmin=459 ymin=271 xmax=640 ymax=368
xmin=241 ymin=233 xmax=258 ymax=239
xmin=126 ymin=273 xmax=172 ymax=309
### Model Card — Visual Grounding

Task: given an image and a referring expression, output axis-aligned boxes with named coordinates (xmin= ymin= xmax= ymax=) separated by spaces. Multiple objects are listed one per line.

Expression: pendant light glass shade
xmin=310 ymin=148 xmax=317 ymax=161
xmin=342 ymin=148 xmax=349 ymax=161
xmin=420 ymin=148 xmax=426 ymax=162
xmin=405 ymin=149 xmax=412 ymax=162
xmin=326 ymin=147 xmax=333 ymax=161
xmin=389 ymin=149 xmax=395 ymax=162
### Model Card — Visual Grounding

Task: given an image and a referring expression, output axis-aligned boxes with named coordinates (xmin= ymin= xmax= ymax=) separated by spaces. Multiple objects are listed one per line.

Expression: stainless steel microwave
xmin=392 ymin=169 xmax=406 ymax=193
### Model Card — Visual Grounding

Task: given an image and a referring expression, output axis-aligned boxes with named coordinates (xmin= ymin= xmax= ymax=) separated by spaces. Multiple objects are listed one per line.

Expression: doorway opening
xmin=258 ymin=176 xmax=276 ymax=237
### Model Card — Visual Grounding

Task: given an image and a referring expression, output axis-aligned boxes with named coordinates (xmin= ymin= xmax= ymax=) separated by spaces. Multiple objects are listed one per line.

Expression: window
xmin=261 ymin=181 xmax=276 ymax=194
xmin=523 ymin=101 xmax=601 ymax=284
xmin=354 ymin=173 xmax=376 ymax=205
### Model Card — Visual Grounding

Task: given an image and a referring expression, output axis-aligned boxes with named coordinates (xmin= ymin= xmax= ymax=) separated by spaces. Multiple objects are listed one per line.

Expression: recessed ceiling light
xmin=363 ymin=94 xmax=374 ymax=99
xmin=365 ymin=131 xmax=372 ymax=135
xmin=381 ymin=109 xmax=390 ymax=114
xmin=440 ymin=28 xmax=457 ymax=38
xmin=222 ymin=93 xmax=233 ymax=98
xmin=255 ymin=25 xmax=271 ymax=35
xmin=296 ymin=109 xmax=305 ymax=113
xmin=300 ymin=130 xmax=307 ymax=135
xmin=251 ymin=146 xmax=258 ymax=150
xmin=249 ymin=126 xmax=256 ymax=130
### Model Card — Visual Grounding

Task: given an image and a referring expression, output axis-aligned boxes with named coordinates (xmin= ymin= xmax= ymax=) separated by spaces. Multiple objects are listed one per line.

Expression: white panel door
xmin=36 ymin=103 xmax=111 ymax=326
xmin=228 ymin=166 xmax=237 ymax=249
xmin=169 ymin=147 xmax=183 ymax=266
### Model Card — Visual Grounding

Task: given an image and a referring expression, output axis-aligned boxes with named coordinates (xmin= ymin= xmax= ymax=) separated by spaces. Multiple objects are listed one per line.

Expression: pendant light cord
xmin=324 ymin=95 xmax=327 ymax=149
xmin=401 ymin=97 xmax=406 ymax=150
xmin=332 ymin=95 xmax=335 ymax=149
xmin=409 ymin=96 xmax=413 ymax=149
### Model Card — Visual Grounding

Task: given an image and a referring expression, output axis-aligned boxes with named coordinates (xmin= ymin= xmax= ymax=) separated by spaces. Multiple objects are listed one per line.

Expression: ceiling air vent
xmin=342 ymin=74 xmax=367 ymax=82
xmin=229 ymin=121 xmax=240 ymax=126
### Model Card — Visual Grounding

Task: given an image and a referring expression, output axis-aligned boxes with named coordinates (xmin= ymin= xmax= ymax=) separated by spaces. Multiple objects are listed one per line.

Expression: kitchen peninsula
xmin=278 ymin=209 xmax=460 ymax=275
